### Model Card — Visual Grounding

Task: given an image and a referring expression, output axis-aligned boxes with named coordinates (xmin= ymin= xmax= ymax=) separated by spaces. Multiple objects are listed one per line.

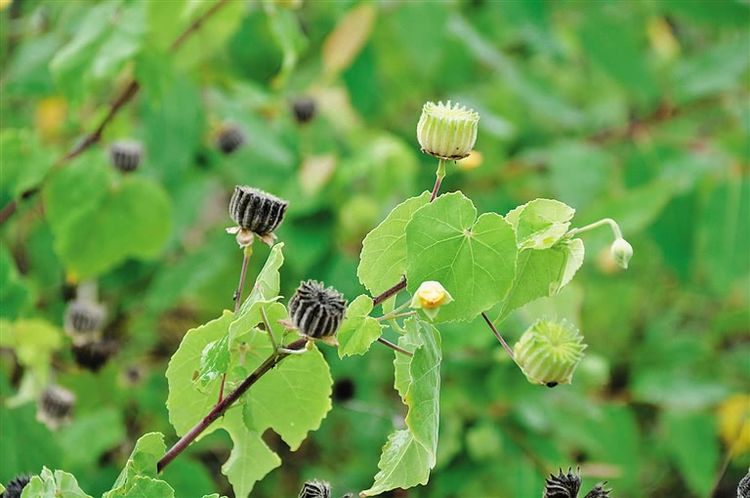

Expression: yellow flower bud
xmin=410 ymin=281 xmax=453 ymax=320
xmin=417 ymin=101 xmax=479 ymax=160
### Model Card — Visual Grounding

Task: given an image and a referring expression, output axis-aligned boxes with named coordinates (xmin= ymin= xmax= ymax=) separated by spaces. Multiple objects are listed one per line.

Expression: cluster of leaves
xmin=1 ymin=1 xmax=748 ymax=498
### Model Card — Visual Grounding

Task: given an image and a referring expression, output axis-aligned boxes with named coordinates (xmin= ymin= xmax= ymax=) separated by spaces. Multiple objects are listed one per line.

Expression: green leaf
xmin=245 ymin=243 xmax=285 ymax=305
xmin=103 ymin=432 xmax=170 ymax=498
xmin=358 ymin=192 xmax=430 ymax=295
xmin=0 ymin=404 xmax=62 ymax=483
xmin=337 ymin=295 xmax=383 ymax=357
xmin=0 ymin=245 xmax=30 ymax=320
xmin=44 ymin=161 xmax=172 ymax=279
xmin=21 ymin=467 xmax=92 ymax=498
xmin=505 ymin=198 xmax=575 ymax=250
xmin=0 ymin=129 xmax=54 ymax=200
xmin=196 ymin=336 xmax=230 ymax=388
xmin=405 ymin=192 xmax=517 ymax=322
xmin=363 ymin=319 xmax=441 ymax=495
xmin=662 ymin=411 xmax=719 ymax=497
xmin=496 ymin=238 xmax=584 ymax=323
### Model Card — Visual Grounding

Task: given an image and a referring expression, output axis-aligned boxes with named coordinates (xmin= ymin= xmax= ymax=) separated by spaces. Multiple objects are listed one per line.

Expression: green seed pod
xmin=298 ymin=480 xmax=331 ymax=498
xmin=610 ymin=237 xmax=633 ymax=269
xmin=289 ymin=280 xmax=346 ymax=339
xmin=110 ymin=140 xmax=143 ymax=172
xmin=514 ymin=320 xmax=587 ymax=387
xmin=228 ymin=186 xmax=288 ymax=236
xmin=216 ymin=125 xmax=246 ymax=154
xmin=544 ymin=468 xmax=581 ymax=498
xmin=416 ymin=100 xmax=479 ymax=160
xmin=3 ymin=474 xmax=31 ymax=498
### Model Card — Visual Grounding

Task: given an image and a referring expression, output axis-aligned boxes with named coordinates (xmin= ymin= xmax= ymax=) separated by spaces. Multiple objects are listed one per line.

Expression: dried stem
xmin=377 ymin=337 xmax=413 ymax=357
xmin=0 ymin=0 xmax=231 ymax=226
xmin=157 ymin=337 xmax=307 ymax=472
xmin=481 ymin=312 xmax=517 ymax=364
xmin=372 ymin=277 xmax=407 ymax=307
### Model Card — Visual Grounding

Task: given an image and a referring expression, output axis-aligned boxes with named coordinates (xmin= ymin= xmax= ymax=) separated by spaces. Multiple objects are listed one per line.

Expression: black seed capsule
xmin=216 ymin=125 xmax=246 ymax=154
xmin=64 ymin=300 xmax=106 ymax=336
xmin=39 ymin=385 xmax=75 ymax=422
xmin=228 ymin=186 xmax=288 ymax=235
xmin=544 ymin=468 xmax=581 ymax=498
xmin=110 ymin=140 xmax=143 ymax=172
xmin=738 ymin=470 xmax=750 ymax=498
xmin=72 ymin=339 xmax=117 ymax=372
xmin=289 ymin=280 xmax=346 ymax=339
xmin=582 ymin=484 xmax=611 ymax=498
xmin=298 ymin=480 xmax=331 ymax=498
xmin=292 ymin=97 xmax=316 ymax=124
xmin=2 ymin=474 xmax=31 ymax=498
xmin=333 ymin=378 xmax=355 ymax=402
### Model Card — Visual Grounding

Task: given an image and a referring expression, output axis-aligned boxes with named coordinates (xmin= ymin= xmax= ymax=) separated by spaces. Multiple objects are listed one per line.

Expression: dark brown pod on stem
xmin=289 ymin=280 xmax=346 ymax=339
xmin=2 ymin=474 xmax=31 ymax=498
xmin=298 ymin=480 xmax=331 ymax=498
xmin=110 ymin=140 xmax=143 ymax=172
xmin=64 ymin=300 xmax=106 ymax=336
xmin=544 ymin=468 xmax=581 ymax=498
xmin=38 ymin=385 xmax=75 ymax=428
xmin=216 ymin=125 xmax=246 ymax=154
xmin=228 ymin=186 xmax=288 ymax=236
xmin=72 ymin=339 xmax=117 ymax=372
xmin=292 ymin=97 xmax=316 ymax=124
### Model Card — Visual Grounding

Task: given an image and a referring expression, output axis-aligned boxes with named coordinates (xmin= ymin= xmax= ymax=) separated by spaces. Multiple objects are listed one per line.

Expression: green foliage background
xmin=1 ymin=0 xmax=748 ymax=497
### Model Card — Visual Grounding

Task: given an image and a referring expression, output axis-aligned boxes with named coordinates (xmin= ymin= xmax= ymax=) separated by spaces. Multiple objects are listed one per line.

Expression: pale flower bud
xmin=610 ymin=237 xmax=633 ymax=270
xmin=410 ymin=281 xmax=453 ymax=320
xmin=417 ymin=101 xmax=479 ymax=160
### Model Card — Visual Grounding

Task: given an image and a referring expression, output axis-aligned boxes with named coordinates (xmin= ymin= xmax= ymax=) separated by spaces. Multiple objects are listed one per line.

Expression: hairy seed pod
xmin=292 ymin=97 xmax=316 ymax=124
xmin=228 ymin=186 xmax=288 ymax=235
xmin=298 ymin=480 xmax=331 ymax=498
xmin=583 ymin=484 xmax=611 ymax=498
xmin=38 ymin=385 xmax=75 ymax=428
xmin=216 ymin=125 xmax=246 ymax=154
xmin=2 ymin=474 xmax=31 ymax=498
xmin=544 ymin=468 xmax=581 ymax=498
xmin=64 ymin=300 xmax=106 ymax=336
xmin=72 ymin=339 xmax=117 ymax=372
xmin=739 ymin=469 xmax=750 ymax=498
xmin=417 ymin=100 xmax=479 ymax=160
xmin=289 ymin=280 xmax=346 ymax=339
xmin=110 ymin=140 xmax=143 ymax=172
xmin=514 ymin=320 xmax=587 ymax=387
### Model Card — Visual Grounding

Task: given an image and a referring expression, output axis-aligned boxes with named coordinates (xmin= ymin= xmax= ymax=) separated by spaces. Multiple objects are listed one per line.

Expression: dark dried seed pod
xmin=216 ymin=125 xmax=246 ymax=154
xmin=544 ymin=468 xmax=581 ymax=498
xmin=228 ymin=186 xmax=288 ymax=235
xmin=64 ymin=300 xmax=106 ymax=336
xmin=72 ymin=339 xmax=117 ymax=372
xmin=110 ymin=140 xmax=143 ymax=172
xmin=2 ymin=474 xmax=31 ymax=498
xmin=292 ymin=97 xmax=316 ymax=124
xmin=289 ymin=280 xmax=346 ymax=339
xmin=583 ymin=483 xmax=611 ymax=498
xmin=298 ymin=480 xmax=331 ymax=498
xmin=39 ymin=385 xmax=75 ymax=421
xmin=739 ymin=469 xmax=750 ymax=498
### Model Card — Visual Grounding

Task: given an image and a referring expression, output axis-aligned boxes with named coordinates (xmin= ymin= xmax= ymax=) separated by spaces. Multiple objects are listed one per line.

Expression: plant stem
xmin=157 ymin=337 xmax=307 ymax=473
xmin=377 ymin=311 xmax=416 ymax=322
xmin=567 ymin=217 xmax=623 ymax=240
xmin=377 ymin=337 xmax=413 ymax=357
xmin=0 ymin=0 xmax=231 ymax=226
xmin=481 ymin=312 xmax=517 ymax=365
xmin=233 ymin=245 xmax=253 ymax=313
xmin=429 ymin=159 xmax=447 ymax=202
xmin=372 ymin=277 xmax=407 ymax=307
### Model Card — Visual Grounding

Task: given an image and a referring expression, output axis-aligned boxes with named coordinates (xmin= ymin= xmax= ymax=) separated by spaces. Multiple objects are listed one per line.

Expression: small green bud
xmin=409 ymin=280 xmax=453 ymax=320
xmin=514 ymin=319 xmax=587 ymax=387
xmin=610 ymin=237 xmax=633 ymax=269
xmin=417 ymin=101 xmax=479 ymax=160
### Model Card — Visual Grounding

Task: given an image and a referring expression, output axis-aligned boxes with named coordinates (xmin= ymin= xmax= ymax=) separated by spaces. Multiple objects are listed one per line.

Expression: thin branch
xmin=157 ymin=337 xmax=307 ymax=472
xmin=372 ymin=277 xmax=407 ymax=307
xmin=481 ymin=312 xmax=517 ymax=364
xmin=0 ymin=0 xmax=231 ymax=226
xmin=377 ymin=337 xmax=413 ymax=357
xmin=233 ymin=248 xmax=252 ymax=313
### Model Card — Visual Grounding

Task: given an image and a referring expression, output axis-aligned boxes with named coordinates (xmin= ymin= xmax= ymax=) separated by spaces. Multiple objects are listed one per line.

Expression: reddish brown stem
xmin=377 ymin=337 xmax=413 ymax=357
xmin=157 ymin=337 xmax=307 ymax=472
xmin=429 ymin=175 xmax=443 ymax=202
xmin=481 ymin=312 xmax=517 ymax=363
xmin=372 ymin=277 xmax=407 ymax=307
